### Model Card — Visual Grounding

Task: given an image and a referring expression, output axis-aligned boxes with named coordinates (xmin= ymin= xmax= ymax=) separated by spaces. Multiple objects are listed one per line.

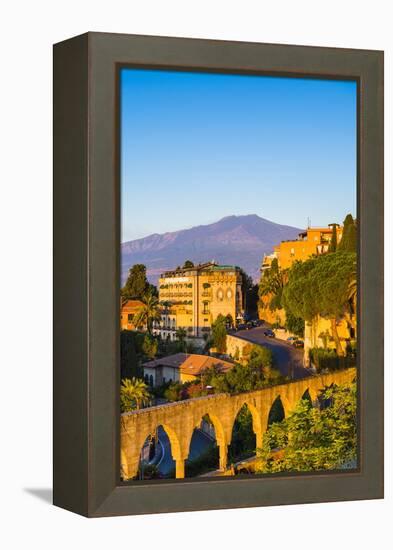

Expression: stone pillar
xmin=124 ymin=454 xmax=140 ymax=481
xmin=219 ymin=444 xmax=228 ymax=471
xmin=255 ymin=430 xmax=263 ymax=450
xmin=175 ymin=458 xmax=185 ymax=479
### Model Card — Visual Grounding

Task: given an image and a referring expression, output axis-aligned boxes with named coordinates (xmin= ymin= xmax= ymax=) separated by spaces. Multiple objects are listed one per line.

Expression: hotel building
xmin=154 ymin=262 xmax=244 ymax=340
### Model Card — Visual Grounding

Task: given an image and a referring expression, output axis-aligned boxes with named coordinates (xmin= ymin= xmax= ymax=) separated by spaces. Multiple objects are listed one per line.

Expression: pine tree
xmin=339 ymin=214 xmax=357 ymax=252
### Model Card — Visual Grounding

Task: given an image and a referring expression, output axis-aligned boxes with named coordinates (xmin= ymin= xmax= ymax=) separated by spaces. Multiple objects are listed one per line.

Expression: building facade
xmin=143 ymin=353 xmax=234 ymax=387
xmin=154 ymin=262 xmax=243 ymax=339
xmin=120 ymin=299 xmax=144 ymax=331
xmin=261 ymin=225 xmax=343 ymax=272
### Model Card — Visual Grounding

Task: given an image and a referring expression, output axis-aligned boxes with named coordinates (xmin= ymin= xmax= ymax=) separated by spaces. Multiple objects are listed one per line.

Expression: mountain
xmin=121 ymin=214 xmax=302 ymax=285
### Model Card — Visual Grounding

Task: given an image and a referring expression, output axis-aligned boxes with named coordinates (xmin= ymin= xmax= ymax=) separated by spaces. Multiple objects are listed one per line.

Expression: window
xmin=128 ymin=313 xmax=134 ymax=322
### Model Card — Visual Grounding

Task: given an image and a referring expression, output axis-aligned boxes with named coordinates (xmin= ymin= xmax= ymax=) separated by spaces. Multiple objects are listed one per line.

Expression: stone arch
xmin=234 ymin=401 xmax=263 ymax=449
xmin=136 ymin=422 xmax=183 ymax=479
xmin=307 ymin=387 xmax=319 ymax=405
xmin=268 ymin=395 xmax=286 ymax=426
xmin=193 ymin=411 xmax=228 ymax=471
xmin=228 ymin=402 xmax=260 ymax=464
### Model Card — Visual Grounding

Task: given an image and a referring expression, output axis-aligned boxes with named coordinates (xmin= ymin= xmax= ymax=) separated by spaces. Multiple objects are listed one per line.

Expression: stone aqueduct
xmin=121 ymin=368 xmax=356 ymax=479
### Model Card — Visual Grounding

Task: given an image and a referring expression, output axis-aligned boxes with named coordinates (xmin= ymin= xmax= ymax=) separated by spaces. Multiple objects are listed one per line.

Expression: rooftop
xmin=143 ymin=353 xmax=188 ymax=369
xmin=143 ymin=353 xmax=234 ymax=376
xmin=161 ymin=261 xmax=240 ymax=278
xmin=121 ymin=299 xmax=144 ymax=310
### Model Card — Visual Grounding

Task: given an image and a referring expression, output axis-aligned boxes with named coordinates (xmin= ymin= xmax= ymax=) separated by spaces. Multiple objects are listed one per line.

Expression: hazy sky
xmin=120 ymin=68 xmax=357 ymax=243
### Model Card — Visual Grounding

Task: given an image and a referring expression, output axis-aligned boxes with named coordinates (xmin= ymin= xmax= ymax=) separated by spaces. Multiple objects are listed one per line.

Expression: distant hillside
xmin=121 ymin=214 xmax=302 ymax=285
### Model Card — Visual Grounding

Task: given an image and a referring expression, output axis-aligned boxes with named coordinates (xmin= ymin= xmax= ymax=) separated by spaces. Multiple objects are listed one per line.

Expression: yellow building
xmin=259 ymin=225 xmax=344 ymax=325
xmin=154 ymin=262 xmax=243 ymax=339
xmin=120 ymin=299 xmax=144 ymax=331
xmin=261 ymin=225 xmax=343 ymax=272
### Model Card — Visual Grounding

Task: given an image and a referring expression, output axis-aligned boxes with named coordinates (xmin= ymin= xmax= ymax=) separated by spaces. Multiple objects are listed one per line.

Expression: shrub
xmin=309 ymin=347 xmax=356 ymax=373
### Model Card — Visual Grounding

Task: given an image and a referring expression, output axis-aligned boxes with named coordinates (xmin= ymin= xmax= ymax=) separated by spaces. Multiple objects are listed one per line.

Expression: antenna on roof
xmin=307 ymin=217 xmax=311 ymax=228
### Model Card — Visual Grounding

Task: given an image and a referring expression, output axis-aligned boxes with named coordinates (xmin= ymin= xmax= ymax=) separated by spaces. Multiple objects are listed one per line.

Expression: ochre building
xmin=154 ymin=262 xmax=243 ymax=339
xmin=261 ymin=225 xmax=343 ymax=272
xmin=120 ymin=299 xmax=144 ymax=331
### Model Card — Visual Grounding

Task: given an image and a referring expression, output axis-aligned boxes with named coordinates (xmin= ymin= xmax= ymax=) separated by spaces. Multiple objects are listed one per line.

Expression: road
xmin=232 ymin=326 xmax=310 ymax=380
xmin=153 ymin=426 xmax=214 ymax=476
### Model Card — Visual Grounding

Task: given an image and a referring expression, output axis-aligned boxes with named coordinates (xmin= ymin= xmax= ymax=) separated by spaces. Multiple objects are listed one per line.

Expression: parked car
xmin=292 ymin=339 xmax=304 ymax=348
xmin=287 ymin=336 xmax=297 ymax=342
xmin=263 ymin=329 xmax=275 ymax=338
xmin=245 ymin=322 xmax=254 ymax=330
xmin=236 ymin=323 xmax=246 ymax=331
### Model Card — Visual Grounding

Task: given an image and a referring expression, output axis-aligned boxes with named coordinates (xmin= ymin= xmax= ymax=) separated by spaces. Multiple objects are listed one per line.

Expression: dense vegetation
xmin=121 ymin=263 xmax=157 ymax=301
xmin=257 ymin=382 xmax=357 ymax=473
xmin=282 ymin=250 xmax=356 ymax=355
xmin=120 ymin=377 xmax=151 ymax=412
xmin=161 ymin=345 xmax=283 ymax=403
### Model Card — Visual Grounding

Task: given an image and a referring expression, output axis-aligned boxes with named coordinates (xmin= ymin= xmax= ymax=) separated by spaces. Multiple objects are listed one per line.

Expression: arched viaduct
xmin=121 ymin=367 xmax=356 ymax=480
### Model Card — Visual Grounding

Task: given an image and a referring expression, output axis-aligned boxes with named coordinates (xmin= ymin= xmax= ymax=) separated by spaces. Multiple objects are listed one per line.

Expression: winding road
xmin=231 ymin=326 xmax=310 ymax=379
xmin=152 ymin=426 xmax=215 ymax=476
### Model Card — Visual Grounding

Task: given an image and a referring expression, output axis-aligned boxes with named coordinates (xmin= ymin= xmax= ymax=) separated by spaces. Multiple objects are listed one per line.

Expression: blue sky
xmin=120 ymin=68 xmax=357 ymax=242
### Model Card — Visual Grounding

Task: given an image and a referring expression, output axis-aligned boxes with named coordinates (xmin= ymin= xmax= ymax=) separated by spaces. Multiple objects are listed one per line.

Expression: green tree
xmin=257 ymin=382 xmax=357 ymax=473
xmin=142 ymin=334 xmax=158 ymax=359
xmin=164 ymin=382 xmax=183 ymax=402
xmin=285 ymin=312 xmax=305 ymax=338
xmin=211 ymin=314 xmax=227 ymax=353
xmin=328 ymin=223 xmax=339 ymax=252
xmin=121 ymin=264 xmax=157 ymax=301
xmin=120 ymin=377 xmax=151 ymax=412
xmin=239 ymin=269 xmax=257 ymax=316
xmin=120 ymin=330 xmax=143 ymax=379
xmin=259 ymin=258 xmax=285 ymax=311
xmin=339 ymin=214 xmax=357 ymax=252
xmin=134 ymin=290 xmax=161 ymax=334
xmin=282 ymin=251 xmax=355 ymax=356
xmin=183 ymin=260 xmax=194 ymax=269
xmin=204 ymin=353 xmax=280 ymax=395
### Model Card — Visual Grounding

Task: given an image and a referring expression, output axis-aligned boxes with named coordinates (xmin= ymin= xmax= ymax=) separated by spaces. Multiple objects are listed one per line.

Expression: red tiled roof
xmin=121 ymin=300 xmax=144 ymax=311
xmin=180 ymin=355 xmax=234 ymax=376
xmin=143 ymin=353 xmax=234 ymax=376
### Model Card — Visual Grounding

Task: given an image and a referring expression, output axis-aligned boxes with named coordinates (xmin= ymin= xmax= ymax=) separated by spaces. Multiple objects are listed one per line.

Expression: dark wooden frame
xmin=53 ymin=32 xmax=383 ymax=517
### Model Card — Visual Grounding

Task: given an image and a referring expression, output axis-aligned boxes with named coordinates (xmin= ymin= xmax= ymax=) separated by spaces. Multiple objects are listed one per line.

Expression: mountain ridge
xmin=121 ymin=214 xmax=302 ymax=284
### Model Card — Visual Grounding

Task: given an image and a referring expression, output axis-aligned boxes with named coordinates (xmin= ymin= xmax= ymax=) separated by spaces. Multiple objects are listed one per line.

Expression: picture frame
xmin=53 ymin=32 xmax=383 ymax=517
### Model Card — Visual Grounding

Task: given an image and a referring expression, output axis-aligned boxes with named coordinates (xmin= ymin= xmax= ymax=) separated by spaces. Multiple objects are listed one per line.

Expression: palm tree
xmin=259 ymin=259 xmax=285 ymax=311
xmin=120 ymin=377 xmax=151 ymax=412
xmin=134 ymin=290 xmax=161 ymax=334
